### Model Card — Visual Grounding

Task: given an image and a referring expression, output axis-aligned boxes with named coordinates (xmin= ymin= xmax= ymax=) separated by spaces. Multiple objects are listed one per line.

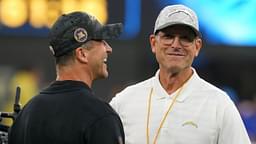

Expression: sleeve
xmin=109 ymin=95 xmax=119 ymax=113
xmin=218 ymin=99 xmax=251 ymax=144
xmin=84 ymin=114 xmax=125 ymax=144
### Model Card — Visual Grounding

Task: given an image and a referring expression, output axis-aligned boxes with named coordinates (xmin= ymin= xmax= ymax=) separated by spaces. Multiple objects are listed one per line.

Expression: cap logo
xmin=74 ymin=28 xmax=88 ymax=43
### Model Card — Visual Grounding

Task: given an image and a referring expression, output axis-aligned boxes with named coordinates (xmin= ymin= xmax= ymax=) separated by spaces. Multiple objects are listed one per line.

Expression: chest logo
xmin=182 ymin=121 xmax=198 ymax=128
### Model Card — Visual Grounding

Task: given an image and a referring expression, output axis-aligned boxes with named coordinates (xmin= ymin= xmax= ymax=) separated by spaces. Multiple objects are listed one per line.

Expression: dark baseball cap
xmin=49 ymin=11 xmax=123 ymax=57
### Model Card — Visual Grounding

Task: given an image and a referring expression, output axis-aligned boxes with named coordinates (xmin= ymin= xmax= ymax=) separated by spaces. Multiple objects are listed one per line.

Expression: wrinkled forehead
xmin=157 ymin=24 xmax=196 ymax=36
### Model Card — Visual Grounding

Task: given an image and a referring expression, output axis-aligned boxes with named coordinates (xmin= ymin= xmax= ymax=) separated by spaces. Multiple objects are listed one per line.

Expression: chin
xmin=94 ymin=70 xmax=108 ymax=80
xmin=103 ymin=74 xmax=108 ymax=78
xmin=167 ymin=65 xmax=183 ymax=73
xmin=101 ymin=71 xmax=109 ymax=79
xmin=95 ymin=75 xmax=108 ymax=80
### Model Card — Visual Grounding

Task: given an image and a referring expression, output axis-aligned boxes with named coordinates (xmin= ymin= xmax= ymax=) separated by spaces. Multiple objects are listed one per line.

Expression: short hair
xmin=55 ymin=50 xmax=76 ymax=66
xmin=55 ymin=41 xmax=93 ymax=66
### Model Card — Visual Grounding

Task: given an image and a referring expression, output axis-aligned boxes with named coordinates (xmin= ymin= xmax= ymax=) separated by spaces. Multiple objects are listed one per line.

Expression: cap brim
xmin=94 ymin=23 xmax=123 ymax=40
xmin=155 ymin=22 xmax=202 ymax=38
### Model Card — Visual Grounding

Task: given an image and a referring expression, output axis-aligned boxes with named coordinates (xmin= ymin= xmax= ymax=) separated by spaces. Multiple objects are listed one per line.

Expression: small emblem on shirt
xmin=182 ymin=121 xmax=198 ymax=128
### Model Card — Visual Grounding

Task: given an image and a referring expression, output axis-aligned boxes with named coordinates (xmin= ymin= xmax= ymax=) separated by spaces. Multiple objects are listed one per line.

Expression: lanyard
xmin=146 ymin=85 xmax=184 ymax=144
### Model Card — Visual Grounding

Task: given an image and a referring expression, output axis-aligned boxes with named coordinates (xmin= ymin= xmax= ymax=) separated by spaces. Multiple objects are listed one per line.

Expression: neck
xmin=56 ymin=64 xmax=93 ymax=88
xmin=159 ymin=67 xmax=193 ymax=95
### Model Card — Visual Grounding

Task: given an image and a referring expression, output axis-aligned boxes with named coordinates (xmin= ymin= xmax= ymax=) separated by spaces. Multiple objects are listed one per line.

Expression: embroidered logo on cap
xmin=74 ymin=28 xmax=88 ymax=43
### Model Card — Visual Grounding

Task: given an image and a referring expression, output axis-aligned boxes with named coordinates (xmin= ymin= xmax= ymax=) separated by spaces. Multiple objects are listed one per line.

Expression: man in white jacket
xmin=110 ymin=4 xmax=251 ymax=144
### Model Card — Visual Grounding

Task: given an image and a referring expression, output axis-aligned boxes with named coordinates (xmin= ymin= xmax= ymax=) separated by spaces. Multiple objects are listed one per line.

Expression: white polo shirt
xmin=110 ymin=69 xmax=251 ymax=144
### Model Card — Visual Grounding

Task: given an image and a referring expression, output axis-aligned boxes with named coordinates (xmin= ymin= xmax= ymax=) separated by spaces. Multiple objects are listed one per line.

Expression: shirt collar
xmin=152 ymin=68 xmax=200 ymax=102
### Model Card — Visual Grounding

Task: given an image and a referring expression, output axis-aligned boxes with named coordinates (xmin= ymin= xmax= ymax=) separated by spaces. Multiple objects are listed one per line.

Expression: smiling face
xmin=150 ymin=25 xmax=202 ymax=74
xmin=85 ymin=40 xmax=112 ymax=79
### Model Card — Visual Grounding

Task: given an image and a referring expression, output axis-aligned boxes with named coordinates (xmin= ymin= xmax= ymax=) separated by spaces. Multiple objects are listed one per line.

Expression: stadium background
xmin=0 ymin=0 xmax=255 ymax=142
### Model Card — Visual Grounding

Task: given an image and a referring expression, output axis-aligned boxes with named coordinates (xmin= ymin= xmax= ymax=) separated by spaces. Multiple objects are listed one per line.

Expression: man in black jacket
xmin=8 ymin=11 xmax=124 ymax=144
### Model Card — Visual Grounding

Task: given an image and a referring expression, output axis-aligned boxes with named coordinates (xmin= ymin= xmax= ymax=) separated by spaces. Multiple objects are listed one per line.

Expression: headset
xmin=0 ymin=87 xmax=21 ymax=144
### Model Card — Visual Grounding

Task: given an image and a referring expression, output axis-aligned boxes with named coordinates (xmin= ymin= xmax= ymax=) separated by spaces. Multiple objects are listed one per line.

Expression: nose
xmin=171 ymin=36 xmax=182 ymax=48
xmin=104 ymin=40 xmax=112 ymax=54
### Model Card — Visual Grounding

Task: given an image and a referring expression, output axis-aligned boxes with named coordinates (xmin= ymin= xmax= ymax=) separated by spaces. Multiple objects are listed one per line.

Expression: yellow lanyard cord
xmin=146 ymin=86 xmax=184 ymax=144
xmin=146 ymin=88 xmax=154 ymax=144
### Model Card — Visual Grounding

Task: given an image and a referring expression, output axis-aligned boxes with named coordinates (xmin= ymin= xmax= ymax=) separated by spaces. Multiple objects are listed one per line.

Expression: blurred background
xmin=0 ymin=0 xmax=255 ymax=142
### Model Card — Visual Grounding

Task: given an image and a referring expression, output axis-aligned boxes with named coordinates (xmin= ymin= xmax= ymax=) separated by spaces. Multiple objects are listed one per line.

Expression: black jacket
xmin=8 ymin=80 xmax=125 ymax=144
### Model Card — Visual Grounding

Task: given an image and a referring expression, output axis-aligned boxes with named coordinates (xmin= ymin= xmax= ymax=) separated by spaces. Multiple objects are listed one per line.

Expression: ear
xmin=194 ymin=38 xmax=202 ymax=57
xmin=75 ymin=48 xmax=88 ymax=63
xmin=149 ymin=34 xmax=157 ymax=54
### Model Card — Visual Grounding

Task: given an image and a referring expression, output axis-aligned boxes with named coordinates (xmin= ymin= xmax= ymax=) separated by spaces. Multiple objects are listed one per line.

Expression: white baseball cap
xmin=154 ymin=4 xmax=201 ymax=37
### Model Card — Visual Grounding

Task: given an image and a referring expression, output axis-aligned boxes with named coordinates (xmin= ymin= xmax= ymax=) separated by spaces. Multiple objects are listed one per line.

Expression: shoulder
xmin=187 ymin=70 xmax=233 ymax=107
xmin=84 ymin=113 xmax=124 ymax=144
xmin=111 ymin=77 xmax=153 ymax=102
xmin=198 ymin=78 xmax=229 ymax=98
xmin=118 ymin=77 xmax=153 ymax=95
xmin=109 ymin=77 xmax=154 ymax=113
xmin=191 ymin=69 xmax=227 ymax=97
xmin=194 ymin=76 xmax=235 ymax=109
xmin=84 ymin=95 xmax=118 ymax=117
